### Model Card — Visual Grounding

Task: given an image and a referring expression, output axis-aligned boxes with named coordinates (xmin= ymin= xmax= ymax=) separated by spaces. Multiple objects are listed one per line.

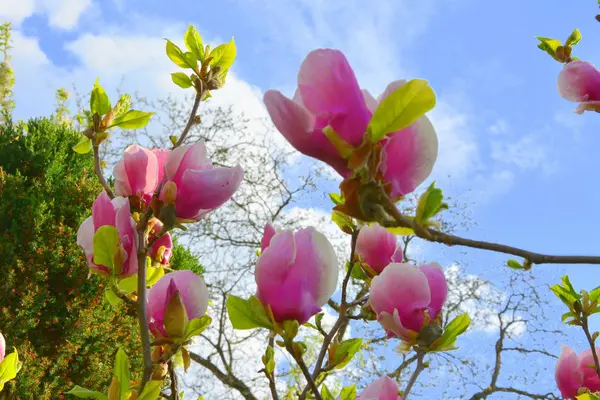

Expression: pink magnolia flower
xmin=558 ymin=60 xmax=600 ymax=114
xmin=76 ymin=191 xmax=138 ymax=278
xmin=0 ymin=332 xmax=5 ymax=363
xmin=357 ymin=376 xmax=402 ymax=400
xmin=113 ymin=145 xmax=159 ymax=200
xmin=369 ymin=262 xmax=447 ymax=342
xmin=147 ymin=220 xmax=173 ymax=265
xmin=147 ymin=270 xmax=209 ymax=338
xmin=263 ymin=48 xmax=437 ymax=198
xmin=355 ymin=223 xmax=403 ymax=273
xmin=555 ymin=345 xmax=600 ymax=398
xmin=159 ymin=140 xmax=244 ymax=221
xmin=255 ymin=224 xmax=338 ymax=324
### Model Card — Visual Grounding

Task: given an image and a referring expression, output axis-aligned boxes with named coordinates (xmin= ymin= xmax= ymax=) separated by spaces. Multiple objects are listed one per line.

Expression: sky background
xmin=2 ymin=0 xmax=600 ymax=398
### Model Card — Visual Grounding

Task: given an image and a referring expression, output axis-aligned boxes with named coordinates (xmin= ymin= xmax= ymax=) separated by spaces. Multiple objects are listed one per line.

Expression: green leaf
xmin=165 ymin=291 xmax=189 ymax=338
xmin=368 ymin=79 xmax=436 ymax=143
xmin=332 ymin=211 xmax=354 ymax=234
xmin=0 ymin=351 xmax=21 ymax=391
xmin=566 ymin=29 xmax=582 ymax=47
xmin=348 ymin=261 xmax=368 ymax=281
xmin=137 ymin=380 xmax=163 ymax=400
xmin=589 ymin=286 xmax=600 ymax=303
xmin=90 ymin=78 xmax=111 ymax=116
xmin=113 ymin=94 xmax=131 ymax=118
xmin=536 ymin=37 xmax=562 ymax=58
xmin=64 ymin=386 xmax=108 ymax=399
xmin=506 ymin=259 xmax=523 ymax=270
xmin=226 ymin=295 xmax=273 ymax=330
xmin=262 ymin=346 xmax=275 ymax=374
xmin=73 ymin=136 xmax=92 ymax=154
xmin=105 ymin=288 xmax=122 ymax=306
xmin=113 ymin=348 xmax=130 ymax=400
xmin=415 ymin=182 xmax=445 ymax=223
xmin=432 ymin=313 xmax=470 ymax=351
xmin=340 ymin=385 xmax=357 ymax=400
xmin=283 ymin=320 xmax=299 ymax=341
xmin=321 ymin=385 xmax=335 ymax=400
xmin=184 ymin=315 xmax=212 ymax=339
xmin=93 ymin=226 xmax=120 ymax=271
xmin=382 ymin=225 xmax=415 ymax=236
xmin=209 ymin=38 xmax=236 ymax=74
xmin=172 ymin=72 xmax=193 ymax=89
xmin=184 ymin=25 xmax=204 ymax=61
xmin=315 ymin=313 xmax=325 ymax=330
xmin=146 ymin=265 xmax=164 ymax=288
xmin=329 ymin=193 xmax=344 ymax=205
xmin=332 ymin=338 xmax=363 ymax=369
xmin=166 ymin=39 xmax=194 ymax=69
xmin=108 ymin=110 xmax=154 ymax=130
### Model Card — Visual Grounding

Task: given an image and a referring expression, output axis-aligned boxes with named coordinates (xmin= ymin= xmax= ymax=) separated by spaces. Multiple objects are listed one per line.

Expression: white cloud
xmin=489 ymin=118 xmax=509 ymax=135
xmin=491 ymin=135 xmax=553 ymax=174
xmin=0 ymin=0 xmax=92 ymax=30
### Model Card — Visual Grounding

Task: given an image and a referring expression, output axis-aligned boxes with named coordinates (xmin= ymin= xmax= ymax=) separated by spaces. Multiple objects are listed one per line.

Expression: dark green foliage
xmin=170 ymin=236 xmax=204 ymax=275
xmin=0 ymin=118 xmax=140 ymax=399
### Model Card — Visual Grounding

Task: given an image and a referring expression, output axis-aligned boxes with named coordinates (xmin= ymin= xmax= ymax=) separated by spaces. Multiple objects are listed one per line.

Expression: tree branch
xmin=168 ymin=361 xmax=179 ymax=400
xmin=581 ymin=313 xmax=600 ymax=380
xmin=92 ymin=143 xmax=114 ymax=199
xmin=403 ymin=351 xmax=425 ymax=399
xmin=188 ymin=351 xmax=258 ymax=400
xmin=384 ymin=196 xmax=600 ymax=265
xmin=285 ymin=342 xmax=323 ymax=400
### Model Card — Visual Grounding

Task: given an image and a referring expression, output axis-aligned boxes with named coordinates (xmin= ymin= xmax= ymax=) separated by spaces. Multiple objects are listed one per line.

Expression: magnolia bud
xmin=207 ymin=77 xmax=222 ymax=90
xmin=418 ymin=324 xmax=443 ymax=346
xmin=151 ymin=362 xmax=168 ymax=380
xmin=162 ymin=181 xmax=177 ymax=205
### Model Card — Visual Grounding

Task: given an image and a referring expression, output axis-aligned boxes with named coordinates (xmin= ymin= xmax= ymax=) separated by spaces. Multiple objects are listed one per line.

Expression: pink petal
xmin=579 ymin=348 xmax=600 ymax=392
xmin=175 ymin=165 xmax=244 ymax=220
xmin=380 ymin=115 xmax=438 ymax=198
xmin=556 ymin=345 xmax=584 ymax=398
xmin=166 ymin=141 xmax=211 ymax=185
xmin=377 ymin=80 xmax=408 ymax=103
xmin=256 ymin=231 xmax=297 ymax=291
xmin=362 ymin=89 xmax=378 ymax=113
xmin=369 ymin=262 xmax=431 ymax=331
xmin=122 ymin=145 xmax=159 ymax=197
xmin=147 ymin=270 xmax=209 ymax=333
xmin=152 ymin=149 xmax=171 ymax=183
xmin=0 ymin=332 xmax=5 ymax=363
xmin=377 ymin=309 xmax=418 ymax=343
xmin=303 ymin=227 xmax=338 ymax=306
xmin=558 ymin=60 xmax=600 ymax=102
xmin=113 ymin=159 xmax=132 ymax=197
xmin=76 ymin=216 xmax=95 ymax=255
xmin=92 ymin=191 xmax=116 ymax=230
xmin=575 ymin=100 xmax=600 ymax=115
xmin=418 ymin=262 xmax=448 ymax=319
xmin=391 ymin=245 xmax=404 ymax=263
xmin=358 ymin=376 xmax=401 ymax=400
xmin=261 ymin=223 xmax=277 ymax=251
xmin=263 ymin=90 xmax=317 ymax=154
xmin=356 ymin=224 xmax=398 ymax=273
xmin=297 ymin=49 xmax=371 ymax=147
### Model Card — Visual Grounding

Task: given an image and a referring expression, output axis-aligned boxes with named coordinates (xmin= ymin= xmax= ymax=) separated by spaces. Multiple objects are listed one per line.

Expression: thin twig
xmin=582 ymin=314 xmax=600 ymax=379
xmin=265 ymin=337 xmax=279 ymax=400
xmin=92 ymin=144 xmax=115 ymax=199
xmin=136 ymin=88 xmax=205 ymax=391
xmin=168 ymin=361 xmax=179 ymax=400
xmin=286 ymin=342 xmax=323 ymax=400
xmin=403 ymin=351 xmax=425 ymax=399
xmin=383 ymin=195 xmax=600 ymax=265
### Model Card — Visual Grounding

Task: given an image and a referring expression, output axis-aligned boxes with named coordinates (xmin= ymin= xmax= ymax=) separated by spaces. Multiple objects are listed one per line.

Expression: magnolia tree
xmin=5 ymin=11 xmax=600 ymax=400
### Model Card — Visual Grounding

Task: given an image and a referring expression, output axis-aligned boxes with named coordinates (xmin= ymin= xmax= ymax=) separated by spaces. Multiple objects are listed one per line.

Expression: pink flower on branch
xmin=555 ymin=345 xmax=600 ymax=398
xmin=147 ymin=270 xmax=209 ymax=338
xmin=255 ymin=224 xmax=338 ymax=324
xmin=355 ymin=223 xmax=403 ymax=274
xmin=147 ymin=219 xmax=173 ymax=265
xmin=357 ymin=376 xmax=403 ymax=400
xmin=369 ymin=262 xmax=447 ymax=342
xmin=0 ymin=332 xmax=5 ymax=363
xmin=264 ymin=49 xmax=437 ymax=199
xmin=558 ymin=60 xmax=600 ymax=114
xmin=159 ymin=140 xmax=244 ymax=221
xmin=113 ymin=144 xmax=160 ymax=201
xmin=76 ymin=191 xmax=139 ymax=278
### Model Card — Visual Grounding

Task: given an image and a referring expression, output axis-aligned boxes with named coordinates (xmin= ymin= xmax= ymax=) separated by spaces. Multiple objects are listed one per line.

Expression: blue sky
xmin=3 ymin=0 xmax=600 ymax=397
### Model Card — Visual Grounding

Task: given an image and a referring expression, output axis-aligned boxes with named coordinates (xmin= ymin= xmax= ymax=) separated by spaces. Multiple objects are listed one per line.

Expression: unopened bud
xmin=159 ymin=204 xmax=178 ymax=231
xmin=162 ymin=181 xmax=177 ymax=205
xmin=107 ymin=376 xmax=119 ymax=400
xmin=418 ymin=324 xmax=443 ymax=347
xmin=151 ymin=346 xmax=164 ymax=362
xmin=151 ymin=362 xmax=168 ymax=380
xmin=206 ymin=77 xmax=222 ymax=90
xmin=211 ymin=65 xmax=221 ymax=75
